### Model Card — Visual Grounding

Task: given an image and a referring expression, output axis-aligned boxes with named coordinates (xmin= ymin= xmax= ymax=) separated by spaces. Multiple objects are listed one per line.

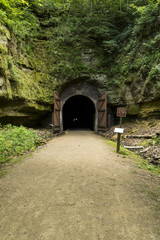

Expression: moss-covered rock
xmin=0 ymin=22 xmax=55 ymax=126
xmin=127 ymin=104 xmax=140 ymax=115
xmin=139 ymin=99 xmax=160 ymax=118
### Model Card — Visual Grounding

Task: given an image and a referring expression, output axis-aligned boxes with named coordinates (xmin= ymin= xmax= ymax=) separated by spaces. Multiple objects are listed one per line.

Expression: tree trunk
xmin=90 ymin=0 xmax=93 ymax=13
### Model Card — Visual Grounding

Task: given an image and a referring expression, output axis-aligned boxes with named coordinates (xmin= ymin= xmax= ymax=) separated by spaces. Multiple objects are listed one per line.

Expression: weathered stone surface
xmin=139 ymin=99 xmax=160 ymax=117
xmin=124 ymin=85 xmax=134 ymax=105
xmin=82 ymin=49 xmax=98 ymax=68
xmin=127 ymin=104 xmax=140 ymax=115
xmin=107 ymin=90 xmax=123 ymax=105
xmin=0 ymin=89 xmax=5 ymax=97
xmin=90 ymin=74 xmax=108 ymax=88
xmin=0 ymin=99 xmax=50 ymax=127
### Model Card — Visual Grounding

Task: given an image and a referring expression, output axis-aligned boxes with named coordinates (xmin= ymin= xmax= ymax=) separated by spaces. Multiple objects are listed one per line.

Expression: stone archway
xmin=53 ymin=82 xmax=107 ymax=133
xmin=60 ymin=82 xmax=99 ymax=132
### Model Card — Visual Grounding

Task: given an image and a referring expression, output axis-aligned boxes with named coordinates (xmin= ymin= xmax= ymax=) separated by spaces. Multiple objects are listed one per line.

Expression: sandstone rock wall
xmin=0 ymin=22 xmax=159 ymax=127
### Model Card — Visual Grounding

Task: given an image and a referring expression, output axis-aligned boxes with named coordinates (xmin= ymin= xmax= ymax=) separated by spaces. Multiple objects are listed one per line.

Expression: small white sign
xmin=114 ymin=128 xmax=124 ymax=134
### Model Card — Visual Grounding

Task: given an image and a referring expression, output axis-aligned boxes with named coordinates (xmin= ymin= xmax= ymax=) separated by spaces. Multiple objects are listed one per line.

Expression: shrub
xmin=0 ymin=124 xmax=41 ymax=165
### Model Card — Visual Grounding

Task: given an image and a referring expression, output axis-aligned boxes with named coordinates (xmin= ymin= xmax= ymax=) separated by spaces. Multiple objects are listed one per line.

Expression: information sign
xmin=117 ymin=107 xmax=127 ymax=118
xmin=114 ymin=128 xmax=124 ymax=134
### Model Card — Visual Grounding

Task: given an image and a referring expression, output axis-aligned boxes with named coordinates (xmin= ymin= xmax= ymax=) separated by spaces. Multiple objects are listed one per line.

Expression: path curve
xmin=0 ymin=131 xmax=160 ymax=240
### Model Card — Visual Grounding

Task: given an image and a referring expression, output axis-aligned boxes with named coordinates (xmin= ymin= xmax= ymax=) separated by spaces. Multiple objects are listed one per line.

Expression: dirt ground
xmin=0 ymin=131 xmax=160 ymax=240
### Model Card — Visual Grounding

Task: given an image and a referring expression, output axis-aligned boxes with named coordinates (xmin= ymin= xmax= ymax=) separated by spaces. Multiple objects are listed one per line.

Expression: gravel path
xmin=0 ymin=131 xmax=160 ymax=240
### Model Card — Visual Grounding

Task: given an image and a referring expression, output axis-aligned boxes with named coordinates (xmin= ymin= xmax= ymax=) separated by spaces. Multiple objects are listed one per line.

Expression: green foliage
xmin=0 ymin=0 xmax=160 ymax=103
xmin=0 ymin=124 xmax=41 ymax=165
xmin=131 ymin=2 xmax=160 ymax=39
xmin=7 ymin=56 xmax=14 ymax=69
xmin=0 ymin=0 xmax=39 ymax=39
xmin=0 ymin=43 xmax=8 ymax=54
xmin=138 ymin=162 xmax=160 ymax=176
xmin=148 ymin=64 xmax=160 ymax=81
xmin=150 ymin=135 xmax=160 ymax=146
xmin=103 ymin=40 xmax=118 ymax=53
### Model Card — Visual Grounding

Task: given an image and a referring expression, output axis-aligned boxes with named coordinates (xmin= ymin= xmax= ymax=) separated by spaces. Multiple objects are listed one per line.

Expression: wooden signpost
xmin=117 ymin=107 xmax=126 ymax=127
xmin=115 ymin=107 xmax=127 ymax=152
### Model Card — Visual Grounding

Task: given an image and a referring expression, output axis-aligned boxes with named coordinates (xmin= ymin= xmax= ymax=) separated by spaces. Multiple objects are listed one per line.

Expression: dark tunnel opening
xmin=63 ymin=95 xmax=95 ymax=131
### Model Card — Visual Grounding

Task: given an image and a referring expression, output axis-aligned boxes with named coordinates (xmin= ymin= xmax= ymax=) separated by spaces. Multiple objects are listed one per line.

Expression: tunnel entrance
xmin=52 ymin=82 xmax=107 ymax=133
xmin=63 ymin=95 xmax=95 ymax=131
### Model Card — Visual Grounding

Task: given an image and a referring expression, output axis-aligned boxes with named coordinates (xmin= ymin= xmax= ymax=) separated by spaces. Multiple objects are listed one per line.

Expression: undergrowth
xmin=0 ymin=124 xmax=42 ymax=166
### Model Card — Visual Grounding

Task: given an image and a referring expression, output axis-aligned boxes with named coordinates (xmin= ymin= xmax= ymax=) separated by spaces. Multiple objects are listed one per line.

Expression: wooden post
xmin=116 ymin=107 xmax=126 ymax=152
xmin=120 ymin=117 xmax=122 ymax=128
xmin=117 ymin=133 xmax=121 ymax=152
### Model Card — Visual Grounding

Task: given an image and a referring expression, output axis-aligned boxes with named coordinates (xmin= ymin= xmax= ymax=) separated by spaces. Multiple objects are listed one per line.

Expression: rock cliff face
xmin=0 ymin=20 xmax=159 ymax=127
xmin=0 ymin=21 xmax=56 ymax=126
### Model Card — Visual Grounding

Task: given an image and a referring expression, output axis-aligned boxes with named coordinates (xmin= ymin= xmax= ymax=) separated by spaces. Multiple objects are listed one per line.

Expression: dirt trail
xmin=0 ymin=131 xmax=160 ymax=240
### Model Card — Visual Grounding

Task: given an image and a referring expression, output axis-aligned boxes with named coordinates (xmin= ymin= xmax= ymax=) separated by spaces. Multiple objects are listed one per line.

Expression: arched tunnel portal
xmin=63 ymin=95 xmax=95 ymax=131
xmin=53 ymin=82 xmax=109 ymax=133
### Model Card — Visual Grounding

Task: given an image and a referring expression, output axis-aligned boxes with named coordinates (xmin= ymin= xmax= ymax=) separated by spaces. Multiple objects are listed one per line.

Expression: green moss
xmin=148 ymin=64 xmax=160 ymax=81
xmin=7 ymin=56 xmax=14 ymax=69
xmin=29 ymin=102 xmax=51 ymax=111
xmin=139 ymin=99 xmax=160 ymax=117
xmin=6 ymin=78 xmax=13 ymax=99
xmin=0 ymin=43 xmax=8 ymax=54
xmin=127 ymin=104 xmax=140 ymax=115
xmin=0 ymin=23 xmax=11 ymax=40
xmin=0 ymin=55 xmax=8 ymax=73
xmin=17 ymin=56 xmax=31 ymax=69
xmin=0 ymin=35 xmax=57 ymax=111
xmin=8 ymin=61 xmax=55 ymax=109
